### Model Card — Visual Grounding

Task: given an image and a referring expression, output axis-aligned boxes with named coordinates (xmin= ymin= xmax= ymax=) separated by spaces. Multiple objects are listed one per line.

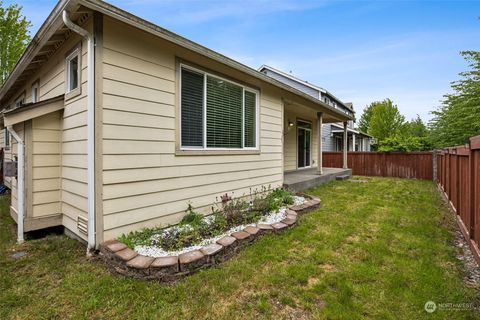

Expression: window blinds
xmin=181 ymin=66 xmax=257 ymax=149
xmin=181 ymin=69 xmax=204 ymax=147
xmin=206 ymin=76 xmax=243 ymax=148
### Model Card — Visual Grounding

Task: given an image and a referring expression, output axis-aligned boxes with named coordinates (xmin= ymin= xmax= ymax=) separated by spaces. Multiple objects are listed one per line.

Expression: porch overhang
xmin=283 ymin=98 xmax=354 ymax=123
xmin=3 ymin=95 xmax=64 ymax=127
xmin=331 ymin=123 xmax=372 ymax=138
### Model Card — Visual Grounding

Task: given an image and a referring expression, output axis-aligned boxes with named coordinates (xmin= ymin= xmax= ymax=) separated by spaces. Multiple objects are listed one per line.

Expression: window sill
xmin=176 ymin=149 xmax=261 ymax=156
xmin=65 ymin=87 xmax=81 ymax=101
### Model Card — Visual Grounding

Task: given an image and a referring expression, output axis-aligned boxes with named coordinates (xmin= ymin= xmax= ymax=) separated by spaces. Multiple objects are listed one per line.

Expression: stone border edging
xmin=99 ymin=195 xmax=321 ymax=281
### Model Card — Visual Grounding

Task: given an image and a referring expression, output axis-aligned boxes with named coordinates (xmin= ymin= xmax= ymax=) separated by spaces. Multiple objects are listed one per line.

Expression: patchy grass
xmin=1 ymin=177 xmax=479 ymax=319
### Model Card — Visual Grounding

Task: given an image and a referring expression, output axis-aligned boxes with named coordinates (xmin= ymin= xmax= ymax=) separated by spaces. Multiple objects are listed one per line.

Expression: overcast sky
xmin=9 ymin=0 xmax=480 ymax=122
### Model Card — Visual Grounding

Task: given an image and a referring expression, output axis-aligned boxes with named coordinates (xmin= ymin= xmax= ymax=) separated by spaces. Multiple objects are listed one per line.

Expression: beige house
xmin=0 ymin=0 xmax=353 ymax=251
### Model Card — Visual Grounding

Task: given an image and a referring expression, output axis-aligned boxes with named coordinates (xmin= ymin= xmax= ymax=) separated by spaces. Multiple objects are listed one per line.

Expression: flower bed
xmin=99 ymin=189 xmax=321 ymax=281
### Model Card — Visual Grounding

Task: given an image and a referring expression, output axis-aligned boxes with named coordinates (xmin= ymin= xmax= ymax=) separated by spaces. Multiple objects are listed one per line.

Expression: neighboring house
xmin=259 ymin=65 xmax=372 ymax=152
xmin=0 ymin=0 xmax=353 ymax=250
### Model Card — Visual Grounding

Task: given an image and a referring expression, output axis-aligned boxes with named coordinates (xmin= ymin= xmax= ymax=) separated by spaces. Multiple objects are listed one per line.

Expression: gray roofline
xmin=259 ymin=64 xmax=354 ymax=113
xmin=0 ymin=0 xmax=353 ymax=121
xmin=331 ymin=123 xmax=372 ymax=138
xmin=258 ymin=64 xmax=327 ymax=93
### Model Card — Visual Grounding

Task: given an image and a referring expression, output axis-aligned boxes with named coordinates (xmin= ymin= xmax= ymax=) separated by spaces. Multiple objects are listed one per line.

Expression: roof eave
xmin=0 ymin=0 xmax=78 ymax=105
xmin=259 ymin=65 xmax=354 ymax=114
xmin=258 ymin=64 xmax=327 ymax=93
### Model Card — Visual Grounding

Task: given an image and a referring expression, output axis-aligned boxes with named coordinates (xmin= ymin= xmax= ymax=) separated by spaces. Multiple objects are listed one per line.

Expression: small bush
xmin=269 ymin=188 xmax=295 ymax=205
xmin=118 ymin=227 xmax=155 ymax=248
xmin=222 ymin=197 xmax=250 ymax=226
xmin=180 ymin=203 xmax=204 ymax=226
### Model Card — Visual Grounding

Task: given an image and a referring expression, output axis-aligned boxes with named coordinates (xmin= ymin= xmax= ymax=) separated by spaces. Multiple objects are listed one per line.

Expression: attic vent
xmin=78 ymin=13 xmax=90 ymax=25
xmin=77 ymin=216 xmax=88 ymax=236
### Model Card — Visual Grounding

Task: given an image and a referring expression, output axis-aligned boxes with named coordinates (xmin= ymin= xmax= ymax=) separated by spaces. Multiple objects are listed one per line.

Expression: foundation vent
xmin=77 ymin=216 xmax=88 ymax=236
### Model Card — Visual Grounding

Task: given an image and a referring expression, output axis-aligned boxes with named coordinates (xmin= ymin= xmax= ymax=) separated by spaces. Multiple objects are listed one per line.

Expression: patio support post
xmin=317 ymin=112 xmax=323 ymax=175
xmin=343 ymin=121 xmax=348 ymax=169
xmin=352 ymin=133 xmax=356 ymax=151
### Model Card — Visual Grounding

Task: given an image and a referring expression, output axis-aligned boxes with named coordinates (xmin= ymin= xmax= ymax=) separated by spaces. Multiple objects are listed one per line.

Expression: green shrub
xmin=180 ymin=203 xmax=204 ymax=226
xmin=252 ymin=188 xmax=294 ymax=214
xmin=119 ymin=227 xmax=155 ymax=249
xmin=207 ymin=209 xmax=228 ymax=234
xmin=269 ymin=188 xmax=295 ymax=205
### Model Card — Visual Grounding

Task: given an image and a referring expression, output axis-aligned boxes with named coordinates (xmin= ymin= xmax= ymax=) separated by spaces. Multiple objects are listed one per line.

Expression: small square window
xmin=65 ymin=46 xmax=81 ymax=99
xmin=31 ymin=82 xmax=39 ymax=103
xmin=67 ymin=54 xmax=79 ymax=92
xmin=4 ymin=128 xmax=10 ymax=148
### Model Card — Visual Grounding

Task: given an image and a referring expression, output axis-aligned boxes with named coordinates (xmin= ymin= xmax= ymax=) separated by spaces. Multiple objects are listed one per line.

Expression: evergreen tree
xmin=429 ymin=51 xmax=480 ymax=148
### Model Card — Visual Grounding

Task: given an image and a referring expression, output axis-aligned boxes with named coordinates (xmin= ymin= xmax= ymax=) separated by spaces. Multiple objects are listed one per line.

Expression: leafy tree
xmin=377 ymin=136 xmax=423 ymax=152
xmin=358 ymin=100 xmax=433 ymax=151
xmin=428 ymin=51 xmax=480 ymax=148
xmin=358 ymin=103 xmax=375 ymax=133
xmin=368 ymin=98 xmax=405 ymax=143
xmin=0 ymin=1 xmax=31 ymax=86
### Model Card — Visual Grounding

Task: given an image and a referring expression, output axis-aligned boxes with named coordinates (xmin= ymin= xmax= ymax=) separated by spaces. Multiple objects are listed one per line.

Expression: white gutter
xmin=7 ymin=126 xmax=24 ymax=243
xmin=62 ymin=10 xmax=96 ymax=253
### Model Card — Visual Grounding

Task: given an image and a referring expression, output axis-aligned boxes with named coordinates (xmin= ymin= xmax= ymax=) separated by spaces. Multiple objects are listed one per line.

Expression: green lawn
xmin=1 ymin=177 xmax=479 ymax=319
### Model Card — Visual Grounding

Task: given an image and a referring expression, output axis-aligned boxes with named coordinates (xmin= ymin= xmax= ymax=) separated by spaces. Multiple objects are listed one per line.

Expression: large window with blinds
xmin=180 ymin=65 xmax=258 ymax=150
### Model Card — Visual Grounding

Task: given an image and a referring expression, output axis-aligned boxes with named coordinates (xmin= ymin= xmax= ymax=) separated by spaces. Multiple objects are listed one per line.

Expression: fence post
xmin=446 ymin=150 xmax=450 ymax=198
xmin=456 ymin=148 xmax=460 ymax=216
xmin=469 ymin=139 xmax=476 ymax=240
xmin=432 ymin=150 xmax=438 ymax=182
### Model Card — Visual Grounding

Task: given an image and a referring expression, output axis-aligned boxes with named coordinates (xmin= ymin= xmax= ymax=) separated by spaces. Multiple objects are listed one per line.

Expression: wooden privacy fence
xmin=437 ymin=135 xmax=480 ymax=263
xmin=323 ymin=151 xmax=434 ymax=180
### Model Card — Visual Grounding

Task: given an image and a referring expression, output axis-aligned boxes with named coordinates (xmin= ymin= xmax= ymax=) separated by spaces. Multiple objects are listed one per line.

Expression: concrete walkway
xmin=284 ymin=167 xmax=352 ymax=192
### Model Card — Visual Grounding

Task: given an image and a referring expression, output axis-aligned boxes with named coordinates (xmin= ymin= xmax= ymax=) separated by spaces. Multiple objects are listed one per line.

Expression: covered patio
xmin=282 ymin=99 xmax=353 ymax=192
xmin=284 ymin=167 xmax=352 ymax=192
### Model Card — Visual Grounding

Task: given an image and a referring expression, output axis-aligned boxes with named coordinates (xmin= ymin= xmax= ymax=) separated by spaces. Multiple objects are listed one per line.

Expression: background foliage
xmin=358 ymin=99 xmax=430 ymax=151
xmin=0 ymin=1 xmax=30 ymax=86
xmin=358 ymin=50 xmax=480 ymax=151
xmin=428 ymin=51 xmax=480 ymax=148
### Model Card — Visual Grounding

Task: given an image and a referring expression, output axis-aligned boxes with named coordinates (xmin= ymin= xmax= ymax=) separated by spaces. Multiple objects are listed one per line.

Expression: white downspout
xmin=8 ymin=126 xmax=24 ymax=243
xmin=62 ymin=11 xmax=96 ymax=253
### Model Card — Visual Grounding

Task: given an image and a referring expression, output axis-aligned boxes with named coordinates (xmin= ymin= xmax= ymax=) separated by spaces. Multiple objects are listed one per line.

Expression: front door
xmin=297 ymin=121 xmax=312 ymax=168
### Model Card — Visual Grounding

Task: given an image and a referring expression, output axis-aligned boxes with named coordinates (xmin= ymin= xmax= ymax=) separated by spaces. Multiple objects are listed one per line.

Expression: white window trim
xmin=31 ymin=81 xmax=39 ymax=103
xmin=66 ymin=48 xmax=80 ymax=94
xmin=4 ymin=128 xmax=10 ymax=148
xmin=179 ymin=63 xmax=260 ymax=151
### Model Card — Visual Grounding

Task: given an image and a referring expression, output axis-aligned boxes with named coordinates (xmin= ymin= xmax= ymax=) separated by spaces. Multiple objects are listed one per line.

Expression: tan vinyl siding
xmin=61 ymin=35 xmax=89 ymax=240
xmin=1 ymin=17 xmax=93 ymax=239
xmin=102 ymin=17 xmax=284 ymax=239
xmin=31 ymin=112 xmax=61 ymax=217
xmin=284 ymin=104 xmax=319 ymax=172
